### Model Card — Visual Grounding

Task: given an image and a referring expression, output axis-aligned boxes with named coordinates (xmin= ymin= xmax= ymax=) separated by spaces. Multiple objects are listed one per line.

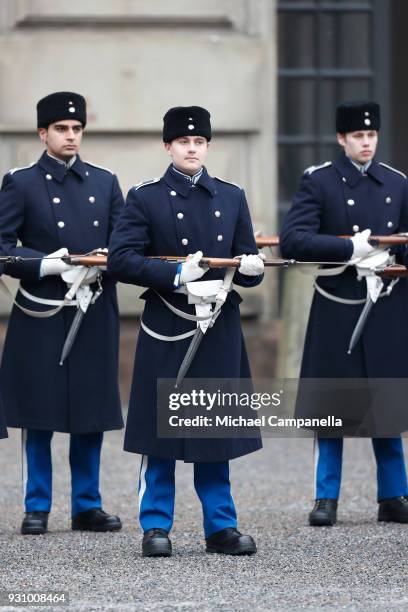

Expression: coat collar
xmin=37 ymin=151 xmax=87 ymax=183
xmin=333 ymin=154 xmax=384 ymax=186
xmin=163 ymin=164 xmax=217 ymax=197
xmin=365 ymin=159 xmax=384 ymax=184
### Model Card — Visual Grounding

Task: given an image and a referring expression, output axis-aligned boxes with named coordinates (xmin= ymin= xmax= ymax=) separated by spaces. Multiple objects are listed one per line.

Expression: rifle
xmin=62 ymin=253 xmax=408 ymax=278
xmin=255 ymin=233 xmax=408 ymax=249
xmin=63 ymin=253 xmax=295 ymax=268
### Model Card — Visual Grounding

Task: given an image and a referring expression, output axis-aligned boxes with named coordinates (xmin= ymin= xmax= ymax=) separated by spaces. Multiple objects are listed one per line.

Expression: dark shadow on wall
xmin=392 ymin=0 xmax=408 ymax=173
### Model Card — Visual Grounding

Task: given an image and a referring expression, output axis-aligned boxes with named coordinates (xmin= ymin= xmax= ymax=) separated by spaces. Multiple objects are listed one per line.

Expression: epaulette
xmin=214 ymin=177 xmax=242 ymax=190
xmin=84 ymin=161 xmax=114 ymax=175
xmin=133 ymin=178 xmax=160 ymax=191
xmin=9 ymin=163 xmax=35 ymax=175
xmin=304 ymin=161 xmax=332 ymax=175
xmin=379 ymin=163 xmax=407 ymax=179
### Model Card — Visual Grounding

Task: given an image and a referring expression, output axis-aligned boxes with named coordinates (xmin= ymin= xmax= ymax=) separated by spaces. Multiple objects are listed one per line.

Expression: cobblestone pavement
xmin=0 ymin=429 xmax=407 ymax=611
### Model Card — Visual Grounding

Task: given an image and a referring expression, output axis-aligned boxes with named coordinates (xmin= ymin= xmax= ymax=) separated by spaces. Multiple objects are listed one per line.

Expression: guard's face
xmin=165 ymin=136 xmax=209 ymax=175
xmin=38 ymin=120 xmax=83 ymax=161
xmin=337 ymin=130 xmax=378 ymax=164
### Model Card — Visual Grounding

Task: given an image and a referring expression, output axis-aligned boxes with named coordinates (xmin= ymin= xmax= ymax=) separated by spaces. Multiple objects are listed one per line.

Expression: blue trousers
xmin=25 ymin=429 xmax=103 ymax=516
xmin=315 ymin=437 xmax=408 ymax=501
xmin=138 ymin=456 xmax=237 ymax=538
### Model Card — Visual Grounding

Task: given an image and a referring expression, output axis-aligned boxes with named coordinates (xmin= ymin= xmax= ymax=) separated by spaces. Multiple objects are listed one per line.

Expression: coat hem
xmin=123 ymin=440 xmax=263 ymax=462
xmin=6 ymin=421 xmax=124 ymax=434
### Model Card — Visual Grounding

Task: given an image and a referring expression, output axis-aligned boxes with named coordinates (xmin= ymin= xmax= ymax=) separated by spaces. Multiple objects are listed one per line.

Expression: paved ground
xmin=0 ymin=429 xmax=407 ymax=611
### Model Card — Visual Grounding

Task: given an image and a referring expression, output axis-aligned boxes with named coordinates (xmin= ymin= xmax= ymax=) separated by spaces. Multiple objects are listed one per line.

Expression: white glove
xmin=350 ymin=229 xmax=375 ymax=260
xmin=179 ymin=251 xmax=208 ymax=284
xmin=238 ymin=253 xmax=265 ymax=276
xmin=40 ymin=247 xmax=74 ymax=277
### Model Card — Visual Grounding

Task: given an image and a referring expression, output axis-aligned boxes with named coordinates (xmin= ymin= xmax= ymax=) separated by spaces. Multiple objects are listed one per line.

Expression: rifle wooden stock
xmin=256 ymin=234 xmax=408 ymax=248
xmin=376 ymin=265 xmax=408 ymax=278
xmin=255 ymin=236 xmax=280 ymax=248
xmin=64 ymin=255 xmax=108 ymax=266
xmin=339 ymin=234 xmax=408 ymax=246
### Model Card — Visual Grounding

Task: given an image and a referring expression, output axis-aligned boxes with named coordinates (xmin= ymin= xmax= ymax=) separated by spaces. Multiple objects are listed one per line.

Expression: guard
xmin=280 ymin=101 xmax=408 ymax=526
xmin=108 ymin=106 xmax=264 ymax=556
xmin=0 ymin=91 xmax=124 ymax=534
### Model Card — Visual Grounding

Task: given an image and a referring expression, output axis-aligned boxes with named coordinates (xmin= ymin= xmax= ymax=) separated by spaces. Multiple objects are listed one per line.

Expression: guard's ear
xmin=38 ymin=127 xmax=48 ymax=144
xmin=164 ymin=142 xmax=171 ymax=155
xmin=336 ymin=132 xmax=346 ymax=147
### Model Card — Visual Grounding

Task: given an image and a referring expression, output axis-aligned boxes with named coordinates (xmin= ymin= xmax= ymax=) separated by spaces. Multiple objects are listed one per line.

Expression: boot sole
xmin=21 ymin=527 xmax=47 ymax=535
xmin=72 ymin=523 xmax=122 ymax=532
xmin=206 ymin=543 xmax=257 ymax=555
xmin=378 ymin=514 xmax=408 ymax=523
xmin=142 ymin=541 xmax=172 ymax=558
xmin=309 ymin=517 xmax=336 ymax=527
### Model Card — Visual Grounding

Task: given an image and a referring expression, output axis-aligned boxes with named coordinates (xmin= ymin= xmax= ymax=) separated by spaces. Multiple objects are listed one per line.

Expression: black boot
xmin=378 ymin=496 xmax=408 ymax=523
xmin=21 ymin=511 xmax=49 ymax=535
xmin=205 ymin=528 xmax=257 ymax=555
xmin=142 ymin=528 xmax=172 ymax=557
xmin=72 ymin=508 xmax=122 ymax=532
xmin=309 ymin=499 xmax=338 ymax=526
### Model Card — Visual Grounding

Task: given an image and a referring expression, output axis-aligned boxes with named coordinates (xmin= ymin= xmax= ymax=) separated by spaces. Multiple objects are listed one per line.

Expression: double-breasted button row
xmin=46 ymin=172 xmax=91 ymax=180
xmin=346 ymin=197 xmax=392 ymax=207
xmin=181 ymin=235 xmax=223 ymax=245
xmin=177 ymin=211 xmax=221 ymax=220
xmin=52 ymin=195 xmax=96 ymax=204
xmin=57 ymin=220 xmax=100 ymax=229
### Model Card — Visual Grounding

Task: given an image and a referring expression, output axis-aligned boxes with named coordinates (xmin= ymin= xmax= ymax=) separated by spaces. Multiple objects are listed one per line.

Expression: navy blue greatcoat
xmin=0 ymin=151 xmax=124 ymax=434
xmin=108 ymin=165 xmax=263 ymax=462
xmin=280 ymin=154 xmax=408 ymax=429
